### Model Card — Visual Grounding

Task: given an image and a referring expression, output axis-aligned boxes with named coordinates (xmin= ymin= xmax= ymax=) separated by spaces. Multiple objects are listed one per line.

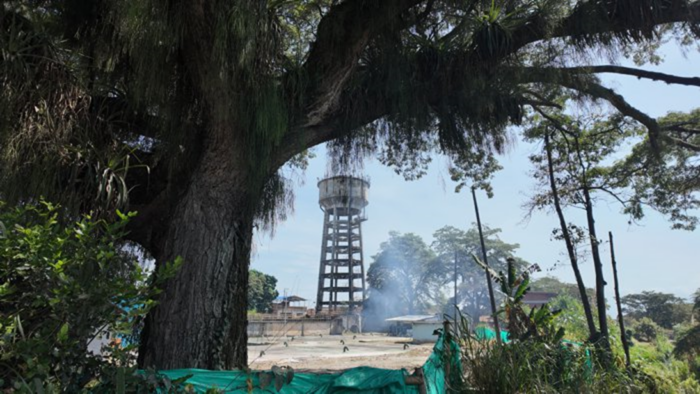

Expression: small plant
xmin=0 ymin=200 xmax=182 ymax=392
xmin=471 ymin=254 xmax=563 ymax=342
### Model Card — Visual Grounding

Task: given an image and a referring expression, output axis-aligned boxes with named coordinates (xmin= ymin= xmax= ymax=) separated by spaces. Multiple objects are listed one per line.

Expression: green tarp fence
xmin=156 ymin=332 xmax=460 ymax=393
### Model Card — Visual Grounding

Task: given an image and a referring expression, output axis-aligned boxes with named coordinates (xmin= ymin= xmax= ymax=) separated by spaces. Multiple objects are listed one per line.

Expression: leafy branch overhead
xmin=4 ymin=1 xmax=700 ymax=227
xmin=525 ymin=104 xmax=700 ymax=230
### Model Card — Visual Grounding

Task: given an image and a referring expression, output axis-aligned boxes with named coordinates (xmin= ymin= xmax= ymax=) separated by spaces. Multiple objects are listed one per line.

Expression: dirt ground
xmin=247 ymin=333 xmax=435 ymax=371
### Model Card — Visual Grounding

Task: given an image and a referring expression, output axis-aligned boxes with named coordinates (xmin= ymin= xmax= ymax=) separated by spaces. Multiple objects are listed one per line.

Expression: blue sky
xmin=252 ymin=44 xmax=700 ymax=308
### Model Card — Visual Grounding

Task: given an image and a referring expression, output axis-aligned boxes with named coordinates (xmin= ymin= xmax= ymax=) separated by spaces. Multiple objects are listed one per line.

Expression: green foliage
xmin=675 ymin=325 xmax=700 ymax=359
xmin=623 ymin=291 xmax=692 ymax=329
xmin=631 ymin=339 xmax=700 ymax=394
xmin=457 ymin=332 xmax=636 ymax=393
xmin=531 ymin=276 xmax=595 ymax=304
xmin=616 ymin=109 xmax=700 ymax=230
xmin=452 ymin=288 xmax=639 ymax=393
xmin=247 ymin=269 xmax=279 ymax=313
xmin=366 ymin=226 xmax=530 ymax=322
xmin=472 ymin=253 xmax=565 ymax=342
xmin=0 ymin=200 xmax=181 ymax=392
xmin=451 ymin=282 xmax=700 ymax=393
xmin=525 ymin=108 xmax=636 ymax=215
xmin=526 ymin=104 xmax=700 ymax=230
xmin=366 ymin=232 xmax=439 ymax=315
xmin=629 ymin=317 xmax=662 ymax=343
xmin=431 ymin=224 xmax=529 ymax=322
xmin=675 ymin=289 xmax=700 ymax=363
xmin=549 ymin=294 xmax=595 ymax=343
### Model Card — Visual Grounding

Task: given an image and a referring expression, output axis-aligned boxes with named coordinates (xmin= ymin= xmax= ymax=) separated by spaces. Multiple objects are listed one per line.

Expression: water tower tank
xmin=318 ymin=176 xmax=369 ymax=217
xmin=315 ymin=176 xmax=370 ymax=314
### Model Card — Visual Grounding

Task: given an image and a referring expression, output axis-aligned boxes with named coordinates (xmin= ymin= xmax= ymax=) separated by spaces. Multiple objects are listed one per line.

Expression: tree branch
xmin=509 ymin=1 xmax=700 ymax=57
xmin=669 ymin=136 xmax=700 ymax=152
xmin=559 ymin=80 xmax=663 ymax=150
xmin=303 ymin=0 xmax=425 ymax=127
xmin=277 ymin=0 xmax=700 ymax=169
xmin=663 ymin=124 xmax=700 ymax=135
xmin=556 ymin=65 xmax=700 ymax=87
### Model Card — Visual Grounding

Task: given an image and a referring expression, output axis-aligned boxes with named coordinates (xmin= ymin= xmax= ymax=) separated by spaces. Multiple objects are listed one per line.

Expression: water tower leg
xmin=315 ymin=211 xmax=330 ymax=313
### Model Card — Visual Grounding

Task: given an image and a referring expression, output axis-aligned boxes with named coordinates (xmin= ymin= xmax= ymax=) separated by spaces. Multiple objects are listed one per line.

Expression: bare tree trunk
xmin=138 ymin=138 xmax=254 ymax=370
xmin=609 ymin=231 xmax=631 ymax=368
xmin=582 ymin=185 xmax=611 ymax=354
xmin=544 ymin=133 xmax=598 ymax=338
xmin=471 ymin=187 xmax=502 ymax=345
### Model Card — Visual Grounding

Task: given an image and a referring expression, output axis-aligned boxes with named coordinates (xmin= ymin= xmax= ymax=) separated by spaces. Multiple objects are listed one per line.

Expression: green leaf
xmin=33 ymin=378 xmax=45 ymax=394
xmin=58 ymin=322 xmax=69 ymax=342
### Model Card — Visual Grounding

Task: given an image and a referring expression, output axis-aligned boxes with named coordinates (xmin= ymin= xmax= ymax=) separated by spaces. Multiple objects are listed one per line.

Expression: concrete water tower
xmin=315 ymin=176 xmax=370 ymax=314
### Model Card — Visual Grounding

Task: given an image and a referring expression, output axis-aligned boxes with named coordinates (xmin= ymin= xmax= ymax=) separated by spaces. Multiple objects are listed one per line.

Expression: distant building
xmin=521 ymin=291 xmax=558 ymax=307
xmin=271 ymin=295 xmax=308 ymax=318
xmin=385 ymin=315 xmax=442 ymax=342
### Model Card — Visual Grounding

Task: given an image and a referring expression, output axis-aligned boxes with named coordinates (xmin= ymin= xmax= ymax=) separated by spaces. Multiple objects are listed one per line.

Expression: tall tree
xmin=248 ymin=269 xmax=279 ymax=313
xmin=621 ymin=290 xmax=691 ymax=329
xmin=3 ymin=0 xmax=700 ymax=369
xmin=526 ymin=107 xmax=700 ymax=350
xmin=431 ymin=225 xmax=528 ymax=322
xmin=530 ymin=276 xmax=595 ymax=303
xmin=366 ymin=232 xmax=440 ymax=317
xmin=526 ymin=110 xmax=635 ymax=349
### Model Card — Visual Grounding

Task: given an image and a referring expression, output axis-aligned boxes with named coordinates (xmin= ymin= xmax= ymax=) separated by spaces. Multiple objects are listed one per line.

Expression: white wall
xmin=411 ymin=322 xmax=441 ymax=342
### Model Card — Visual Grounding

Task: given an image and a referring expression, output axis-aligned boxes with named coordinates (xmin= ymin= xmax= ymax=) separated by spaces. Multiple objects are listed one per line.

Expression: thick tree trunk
xmin=138 ymin=138 xmax=254 ymax=370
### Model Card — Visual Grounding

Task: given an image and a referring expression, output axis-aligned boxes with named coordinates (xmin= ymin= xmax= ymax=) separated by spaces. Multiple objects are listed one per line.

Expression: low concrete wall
xmin=411 ymin=322 xmax=441 ymax=342
xmin=248 ymin=319 xmax=333 ymax=337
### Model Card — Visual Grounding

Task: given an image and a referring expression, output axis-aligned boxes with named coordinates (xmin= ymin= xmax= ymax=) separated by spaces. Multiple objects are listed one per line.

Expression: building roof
xmin=273 ymin=295 xmax=306 ymax=303
xmin=385 ymin=315 xmax=441 ymax=323
xmin=522 ymin=291 xmax=558 ymax=305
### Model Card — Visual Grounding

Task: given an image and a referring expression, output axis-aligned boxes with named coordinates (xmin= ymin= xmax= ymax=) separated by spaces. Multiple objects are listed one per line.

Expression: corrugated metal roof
xmin=273 ymin=295 xmax=306 ymax=302
xmin=385 ymin=315 xmax=440 ymax=323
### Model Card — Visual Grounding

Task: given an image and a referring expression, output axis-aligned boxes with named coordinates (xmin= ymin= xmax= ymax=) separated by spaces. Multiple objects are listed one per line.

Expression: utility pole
xmin=471 ymin=187 xmax=502 ymax=345
xmin=283 ymin=288 xmax=288 ymax=337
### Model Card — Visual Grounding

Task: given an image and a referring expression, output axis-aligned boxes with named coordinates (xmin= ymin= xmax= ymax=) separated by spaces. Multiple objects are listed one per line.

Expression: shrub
xmin=0 ymin=201 xmax=181 ymax=392
xmin=631 ymin=318 xmax=661 ymax=343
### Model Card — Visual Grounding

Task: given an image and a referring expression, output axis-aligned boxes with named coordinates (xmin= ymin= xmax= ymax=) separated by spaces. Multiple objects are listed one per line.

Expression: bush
xmin=631 ymin=318 xmax=661 ymax=343
xmin=0 ymin=201 xmax=181 ymax=392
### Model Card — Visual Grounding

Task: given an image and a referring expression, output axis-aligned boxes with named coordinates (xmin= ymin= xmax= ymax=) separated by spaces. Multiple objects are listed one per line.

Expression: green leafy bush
xmin=0 ymin=201 xmax=181 ymax=392
xmin=631 ymin=318 xmax=662 ymax=343
xmin=452 ymin=309 xmax=642 ymax=393
xmin=456 ymin=255 xmax=700 ymax=393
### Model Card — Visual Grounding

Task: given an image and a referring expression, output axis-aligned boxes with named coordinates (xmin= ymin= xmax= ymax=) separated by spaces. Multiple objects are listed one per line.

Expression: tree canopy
xmin=622 ymin=290 xmax=692 ymax=329
xmin=3 ymin=0 xmax=700 ymax=369
xmin=364 ymin=226 xmax=529 ymax=326
xmin=531 ymin=276 xmax=595 ymax=303
xmin=366 ymin=231 xmax=440 ymax=318
xmin=431 ymin=224 xmax=529 ymax=321
xmin=248 ymin=269 xmax=279 ymax=313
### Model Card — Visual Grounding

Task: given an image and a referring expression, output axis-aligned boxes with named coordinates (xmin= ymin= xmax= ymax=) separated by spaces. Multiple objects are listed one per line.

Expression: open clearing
xmin=247 ymin=333 xmax=435 ymax=371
